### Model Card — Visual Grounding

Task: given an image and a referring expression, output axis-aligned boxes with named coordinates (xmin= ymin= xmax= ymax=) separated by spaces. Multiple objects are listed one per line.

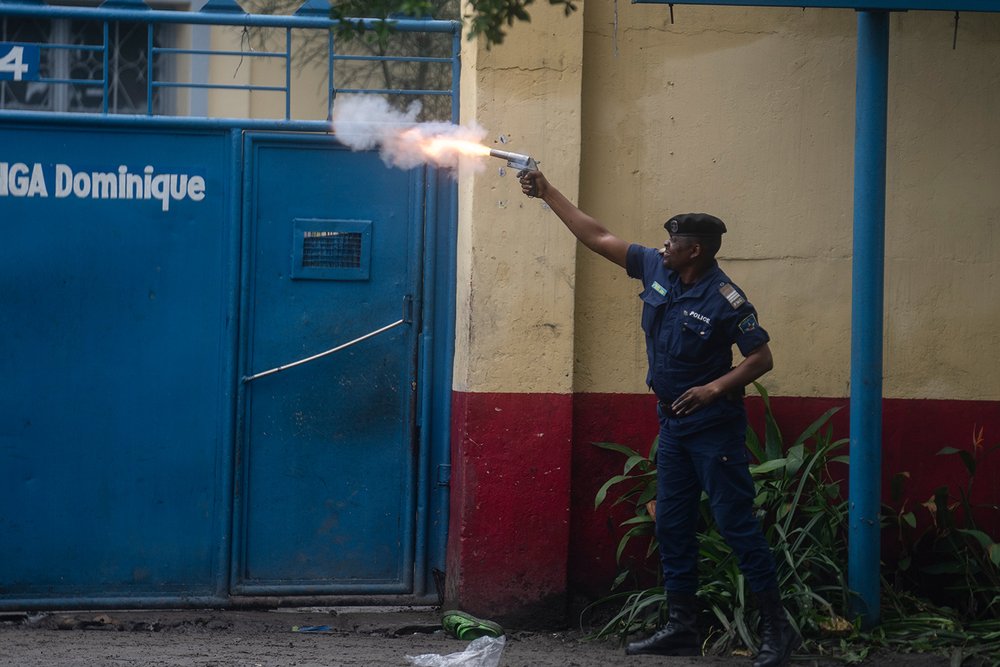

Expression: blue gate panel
xmin=0 ymin=124 xmax=235 ymax=600
xmin=235 ymin=136 xmax=420 ymax=594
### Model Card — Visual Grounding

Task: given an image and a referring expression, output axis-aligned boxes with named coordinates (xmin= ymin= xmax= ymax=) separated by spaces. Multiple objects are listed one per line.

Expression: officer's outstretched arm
xmin=519 ymin=170 xmax=629 ymax=268
xmin=671 ymin=343 xmax=774 ymax=417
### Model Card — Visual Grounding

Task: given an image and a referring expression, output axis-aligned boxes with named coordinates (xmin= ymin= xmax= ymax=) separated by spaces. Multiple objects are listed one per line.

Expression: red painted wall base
xmin=445 ymin=391 xmax=573 ymax=628
xmin=570 ymin=393 xmax=1000 ymax=598
xmin=446 ymin=390 xmax=1000 ymax=621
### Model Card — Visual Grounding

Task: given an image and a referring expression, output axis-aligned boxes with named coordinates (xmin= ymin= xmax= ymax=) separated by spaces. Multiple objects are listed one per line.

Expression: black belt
xmin=657 ymin=400 xmax=678 ymax=418
xmin=658 ymin=391 xmax=743 ymax=418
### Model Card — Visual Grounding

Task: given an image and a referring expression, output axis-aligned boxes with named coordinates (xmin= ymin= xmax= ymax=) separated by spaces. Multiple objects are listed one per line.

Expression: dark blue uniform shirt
xmin=626 ymin=244 xmax=770 ymax=435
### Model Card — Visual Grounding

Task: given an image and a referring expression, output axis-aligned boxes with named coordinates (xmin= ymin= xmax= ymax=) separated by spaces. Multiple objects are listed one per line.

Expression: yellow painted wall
xmin=454 ymin=1 xmax=585 ymax=394
xmin=574 ymin=4 xmax=859 ymax=399
xmin=203 ymin=3 xmax=330 ymax=122
xmin=464 ymin=3 xmax=1000 ymax=400
xmin=208 ymin=25 xmax=252 ymax=117
xmin=216 ymin=2 xmax=998 ymax=402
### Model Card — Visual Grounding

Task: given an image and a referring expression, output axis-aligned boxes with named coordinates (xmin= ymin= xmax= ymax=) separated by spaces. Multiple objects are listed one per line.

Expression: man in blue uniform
xmin=518 ymin=169 xmax=799 ymax=667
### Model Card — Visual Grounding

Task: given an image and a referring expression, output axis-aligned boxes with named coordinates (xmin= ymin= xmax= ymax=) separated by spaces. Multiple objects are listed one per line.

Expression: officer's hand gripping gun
xmin=489 ymin=149 xmax=540 ymax=196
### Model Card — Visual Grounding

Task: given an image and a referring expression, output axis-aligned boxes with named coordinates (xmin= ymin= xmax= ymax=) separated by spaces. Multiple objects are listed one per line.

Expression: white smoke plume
xmin=332 ymin=95 xmax=489 ymax=172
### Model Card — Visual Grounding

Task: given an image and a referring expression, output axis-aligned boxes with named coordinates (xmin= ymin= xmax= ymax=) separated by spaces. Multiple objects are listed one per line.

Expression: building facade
xmin=448 ymin=0 xmax=1000 ymax=623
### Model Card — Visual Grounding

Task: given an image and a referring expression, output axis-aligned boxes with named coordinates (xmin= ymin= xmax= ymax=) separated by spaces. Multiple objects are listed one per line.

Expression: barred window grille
xmin=0 ymin=6 xmax=460 ymax=125
xmin=0 ymin=13 xmax=173 ymax=114
xmin=302 ymin=231 xmax=363 ymax=269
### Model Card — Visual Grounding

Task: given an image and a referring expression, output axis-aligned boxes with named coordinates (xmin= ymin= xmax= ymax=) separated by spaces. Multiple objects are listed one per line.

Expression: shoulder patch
xmin=719 ymin=283 xmax=746 ymax=309
xmin=651 ymin=281 xmax=667 ymax=296
xmin=738 ymin=314 xmax=759 ymax=334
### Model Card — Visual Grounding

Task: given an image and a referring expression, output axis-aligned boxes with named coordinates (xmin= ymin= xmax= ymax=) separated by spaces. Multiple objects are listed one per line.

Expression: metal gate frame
xmin=233 ymin=130 xmax=425 ymax=597
xmin=0 ymin=4 xmax=459 ymax=608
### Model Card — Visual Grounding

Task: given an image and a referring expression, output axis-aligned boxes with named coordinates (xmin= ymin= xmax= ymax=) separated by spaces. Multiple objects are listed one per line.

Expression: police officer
xmin=518 ymin=169 xmax=800 ymax=667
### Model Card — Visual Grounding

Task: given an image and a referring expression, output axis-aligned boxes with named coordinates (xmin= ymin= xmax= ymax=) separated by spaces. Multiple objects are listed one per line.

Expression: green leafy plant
xmin=585 ymin=383 xmax=851 ymax=655
xmin=888 ymin=425 xmax=1000 ymax=619
xmin=328 ymin=0 xmax=443 ymax=43
xmin=870 ymin=425 xmax=1000 ymax=664
xmin=592 ymin=439 xmax=658 ymax=571
xmin=464 ymin=0 xmax=577 ymax=46
xmin=584 ymin=387 xmax=1000 ymax=663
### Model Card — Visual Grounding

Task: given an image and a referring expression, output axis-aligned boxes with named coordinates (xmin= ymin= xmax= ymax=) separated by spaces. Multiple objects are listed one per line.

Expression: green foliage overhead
xmin=327 ymin=0 xmax=577 ymax=46
xmin=327 ymin=0 xmax=442 ymax=43
xmin=465 ymin=0 xmax=578 ymax=46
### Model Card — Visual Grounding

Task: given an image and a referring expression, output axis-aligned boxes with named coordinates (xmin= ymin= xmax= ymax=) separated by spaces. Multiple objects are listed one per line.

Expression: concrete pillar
xmin=444 ymin=1 xmax=584 ymax=627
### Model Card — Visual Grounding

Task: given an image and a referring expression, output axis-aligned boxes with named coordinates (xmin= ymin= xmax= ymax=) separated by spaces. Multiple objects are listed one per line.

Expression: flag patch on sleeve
xmin=719 ymin=283 xmax=746 ymax=309
xmin=738 ymin=314 xmax=759 ymax=334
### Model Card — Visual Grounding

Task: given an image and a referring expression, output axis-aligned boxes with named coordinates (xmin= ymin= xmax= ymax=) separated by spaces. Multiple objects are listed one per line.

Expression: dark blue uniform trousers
xmin=655 ymin=407 xmax=779 ymax=595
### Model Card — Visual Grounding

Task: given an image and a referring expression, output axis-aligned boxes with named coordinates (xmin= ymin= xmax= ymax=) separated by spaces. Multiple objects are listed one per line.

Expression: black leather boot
xmin=624 ymin=592 xmax=700 ymax=656
xmin=752 ymin=589 xmax=801 ymax=667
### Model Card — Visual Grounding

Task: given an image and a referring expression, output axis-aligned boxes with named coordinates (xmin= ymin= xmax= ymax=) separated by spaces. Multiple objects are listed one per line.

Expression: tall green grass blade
xmin=746 ymin=424 xmax=765 ymax=462
xmin=586 ymin=384 xmax=1000 ymax=662
xmin=593 ymin=441 xmax=642 ymax=458
xmin=595 ymin=474 xmax=630 ymax=509
xmin=789 ymin=406 xmax=842 ymax=449
xmin=750 ymin=459 xmax=787 ymax=475
xmin=623 ymin=454 xmax=649 ymax=475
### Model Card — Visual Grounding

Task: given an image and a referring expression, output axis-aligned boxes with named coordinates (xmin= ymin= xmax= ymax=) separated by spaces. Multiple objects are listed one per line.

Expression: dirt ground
xmin=0 ymin=606 xmax=953 ymax=667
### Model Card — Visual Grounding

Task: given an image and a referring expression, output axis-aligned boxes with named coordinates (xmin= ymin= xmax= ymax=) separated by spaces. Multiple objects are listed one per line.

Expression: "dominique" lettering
xmin=0 ymin=162 xmax=206 ymax=212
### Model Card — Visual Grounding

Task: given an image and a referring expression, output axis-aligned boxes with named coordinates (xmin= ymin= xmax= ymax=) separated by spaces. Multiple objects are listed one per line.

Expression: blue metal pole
xmin=103 ymin=21 xmax=110 ymax=114
xmin=849 ymin=8 xmax=889 ymax=628
xmin=284 ymin=27 xmax=291 ymax=120
xmin=429 ymin=21 xmax=463 ymax=589
xmin=146 ymin=23 xmax=153 ymax=115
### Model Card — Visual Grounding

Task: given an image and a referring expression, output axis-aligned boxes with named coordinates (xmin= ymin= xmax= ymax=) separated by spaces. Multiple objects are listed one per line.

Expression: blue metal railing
xmin=0 ymin=2 xmax=461 ymax=126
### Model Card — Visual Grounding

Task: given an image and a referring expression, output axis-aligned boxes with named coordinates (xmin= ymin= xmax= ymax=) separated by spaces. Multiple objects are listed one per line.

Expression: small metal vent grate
xmin=292 ymin=219 xmax=371 ymax=281
xmin=302 ymin=231 xmax=362 ymax=269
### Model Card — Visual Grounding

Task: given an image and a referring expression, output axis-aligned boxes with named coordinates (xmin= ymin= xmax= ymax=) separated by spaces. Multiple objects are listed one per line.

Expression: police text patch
xmin=738 ymin=314 xmax=759 ymax=334
xmin=719 ymin=283 xmax=745 ymax=309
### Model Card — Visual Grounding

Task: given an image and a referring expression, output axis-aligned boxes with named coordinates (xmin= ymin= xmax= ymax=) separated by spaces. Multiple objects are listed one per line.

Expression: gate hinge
xmin=436 ymin=464 xmax=451 ymax=487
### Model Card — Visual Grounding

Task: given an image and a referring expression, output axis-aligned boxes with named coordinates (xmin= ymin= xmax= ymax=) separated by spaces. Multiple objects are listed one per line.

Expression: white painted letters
xmin=2 ymin=161 xmax=208 ymax=211
xmin=0 ymin=162 xmax=47 ymax=197
xmin=54 ymin=164 xmax=73 ymax=198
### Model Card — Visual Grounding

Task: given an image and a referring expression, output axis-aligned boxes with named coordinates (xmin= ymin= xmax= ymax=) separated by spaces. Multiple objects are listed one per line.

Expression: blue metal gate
xmin=235 ymin=134 xmax=422 ymax=594
xmin=0 ymin=4 xmax=458 ymax=609
xmin=0 ymin=122 xmax=238 ymax=604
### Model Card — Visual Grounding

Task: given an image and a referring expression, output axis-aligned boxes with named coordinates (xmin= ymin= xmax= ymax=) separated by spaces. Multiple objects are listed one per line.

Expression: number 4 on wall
xmin=0 ymin=43 xmax=40 ymax=82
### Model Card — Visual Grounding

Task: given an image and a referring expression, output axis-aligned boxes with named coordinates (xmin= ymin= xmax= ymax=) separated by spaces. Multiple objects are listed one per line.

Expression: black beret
xmin=664 ymin=213 xmax=727 ymax=236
